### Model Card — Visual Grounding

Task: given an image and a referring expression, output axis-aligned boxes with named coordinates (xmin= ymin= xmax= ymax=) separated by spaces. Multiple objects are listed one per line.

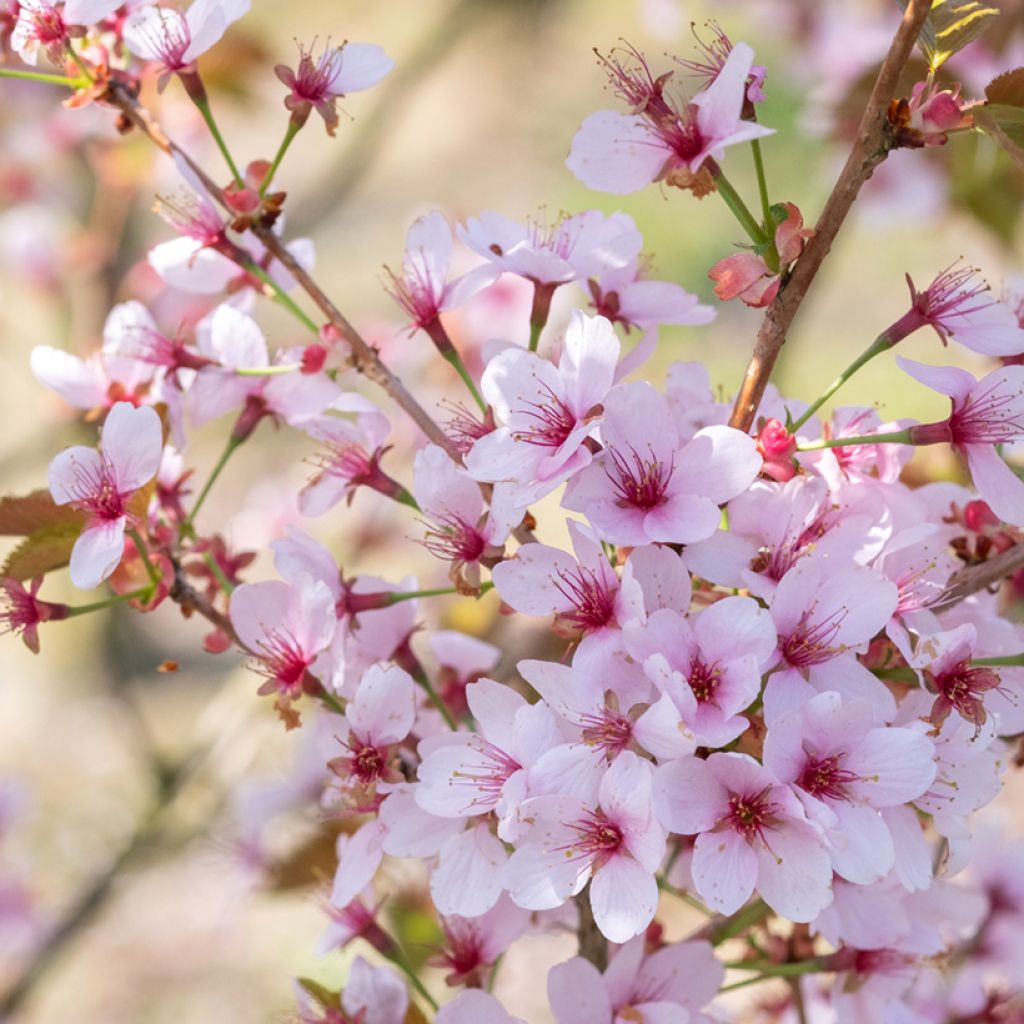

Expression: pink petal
xmin=69 ymin=517 xmax=127 ymax=589
xmin=896 ymin=355 xmax=975 ymax=404
xmin=101 ymin=402 xmax=163 ymax=492
xmin=827 ymin=802 xmax=894 ymax=885
xmin=329 ymin=819 xmax=385 ymax=909
xmin=31 ymin=347 xmax=107 ymax=409
xmin=590 ymin=854 xmax=659 ymax=942
xmin=753 ymin=821 xmax=833 ymax=921
xmin=347 ymin=664 xmax=416 ymax=746
xmin=547 ymin=958 xmax=612 ymax=1024
xmin=330 ymin=41 xmax=394 ymax=93
xmin=566 ymin=111 xmax=670 ymax=194
xmin=431 ymin=824 xmax=506 ymax=917
xmin=653 ymin=757 xmax=727 ymax=834
xmin=965 ymin=444 xmax=1024 ymax=527
xmin=691 ymin=829 xmax=758 ymax=913
xmin=49 ymin=446 xmax=103 ymax=506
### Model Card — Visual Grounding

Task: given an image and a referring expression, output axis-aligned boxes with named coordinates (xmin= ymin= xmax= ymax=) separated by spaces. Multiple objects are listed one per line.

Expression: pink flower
xmin=326 ymin=664 xmax=416 ymax=810
xmin=709 ymin=202 xmax=813 ymax=308
xmin=229 ymin=575 xmax=336 ymax=698
xmin=338 ymin=956 xmax=408 ymax=1024
xmin=587 ymin=258 xmax=716 ymax=333
xmin=900 ymin=357 xmax=1024 ymax=526
xmin=504 ymin=750 xmax=666 ymax=942
xmin=491 ymin=521 xmax=641 ymax=659
xmin=910 ymin=623 xmax=1024 ymax=735
xmin=466 ymin=310 xmax=620 ymax=504
xmin=886 ymin=263 xmax=1024 ymax=356
xmin=675 ymin=21 xmax=767 ymax=105
xmin=765 ymin=556 xmax=899 ymax=721
xmin=458 ymin=210 xmax=641 ymax=286
xmin=763 ymin=692 xmax=936 ymax=884
xmin=11 ymin=0 xmax=68 ymax=66
xmin=386 ymin=211 xmax=499 ymax=332
xmin=567 ymin=41 xmax=774 ymax=194
xmin=548 ymin=936 xmax=723 ymax=1024
xmin=898 ymin=80 xmax=972 ymax=147
xmin=624 ymin=595 xmax=776 ymax=747
xmin=412 ymin=444 xmax=519 ymax=587
xmin=435 ymin=990 xmax=525 ymax=1024
xmin=124 ymin=0 xmax=251 ymax=80
xmin=431 ymin=895 xmax=530 ymax=987
xmin=654 ymin=752 xmax=833 ymax=920
xmin=0 ymin=577 xmax=68 ymax=654
xmin=416 ymin=677 xmax=561 ymax=836
xmin=48 ymin=402 xmax=163 ymax=590
xmin=276 ymin=40 xmax=393 ymax=134
xmin=563 ymin=380 xmax=761 ymax=546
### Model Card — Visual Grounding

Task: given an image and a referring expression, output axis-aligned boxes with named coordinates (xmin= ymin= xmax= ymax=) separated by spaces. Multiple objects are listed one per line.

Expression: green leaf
xmin=296 ymin=977 xmax=339 ymax=1009
xmin=2 ymin=522 xmax=82 ymax=581
xmin=974 ymin=104 xmax=1024 ymax=171
xmin=0 ymin=489 xmax=83 ymax=536
xmin=899 ymin=0 xmax=999 ymax=71
xmin=985 ymin=67 xmax=1024 ymax=107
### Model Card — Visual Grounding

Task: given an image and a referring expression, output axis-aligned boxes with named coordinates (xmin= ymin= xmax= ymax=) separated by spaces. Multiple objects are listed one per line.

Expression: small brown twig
xmin=728 ymin=0 xmax=931 ymax=433
xmin=931 ymin=544 xmax=1024 ymax=612
xmin=573 ymin=892 xmax=608 ymax=971
xmin=104 ymin=80 xmax=461 ymax=462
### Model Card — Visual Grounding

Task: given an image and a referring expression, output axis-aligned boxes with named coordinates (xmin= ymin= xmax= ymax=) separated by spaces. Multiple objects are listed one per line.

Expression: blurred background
xmin=2 ymin=0 xmax=1024 ymax=1021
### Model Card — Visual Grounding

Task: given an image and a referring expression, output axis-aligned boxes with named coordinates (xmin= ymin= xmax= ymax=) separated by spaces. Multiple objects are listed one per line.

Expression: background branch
xmin=728 ymin=0 xmax=931 ymax=432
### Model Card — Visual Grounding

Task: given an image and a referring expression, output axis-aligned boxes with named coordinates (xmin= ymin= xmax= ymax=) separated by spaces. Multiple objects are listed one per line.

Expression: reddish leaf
xmin=2 ymin=523 xmax=82 ymax=581
xmin=0 ymin=490 xmax=84 ymax=537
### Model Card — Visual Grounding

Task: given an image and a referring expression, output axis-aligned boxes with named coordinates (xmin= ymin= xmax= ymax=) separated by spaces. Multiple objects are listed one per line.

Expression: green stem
xmin=791 ymin=334 xmax=893 ymax=431
xmin=191 ymin=94 xmax=243 ymax=187
xmin=973 ymin=654 xmax=1024 ymax=667
xmin=201 ymin=551 xmax=235 ymax=597
xmin=443 ymin=350 xmax=487 ymax=413
xmin=750 ymin=138 xmax=772 ymax=228
xmin=418 ymin=670 xmax=457 ymax=730
xmin=874 ymin=666 xmax=918 ymax=683
xmin=528 ymin=319 xmax=543 ymax=353
xmin=386 ymin=581 xmax=494 ymax=605
xmin=242 ymin=261 xmax=320 ymax=334
xmin=719 ymin=973 xmax=777 ymax=994
xmin=797 ymin=428 xmax=913 ymax=453
xmin=381 ymin=947 xmax=439 ymax=1012
xmin=127 ymin=529 xmax=161 ymax=590
xmin=184 ymin=436 xmax=243 ymax=529
xmin=0 ymin=68 xmax=86 ymax=87
xmin=235 ymin=363 xmax=303 ymax=377
xmin=724 ymin=958 xmax=830 ymax=978
xmin=317 ymin=687 xmax=346 ymax=716
xmin=260 ymin=120 xmax=301 ymax=197
xmin=64 ymin=587 xmax=153 ymax=618
xmin=711 ymin=899 xmax=770 ymax=946
xmin=714 ymin=170 xmax=769 ymax=245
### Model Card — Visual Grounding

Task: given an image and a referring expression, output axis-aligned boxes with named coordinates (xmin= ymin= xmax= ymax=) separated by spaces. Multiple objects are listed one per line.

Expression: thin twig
xmin=932 ymin=545 xmax=1024 ymax=612
xmin=573 ymin=892 xmax=608 ymax=971
xmin=102 ymin=80 xmax=460 ymax=461
xmin=728 ymin=0 xmax=931 ymax=433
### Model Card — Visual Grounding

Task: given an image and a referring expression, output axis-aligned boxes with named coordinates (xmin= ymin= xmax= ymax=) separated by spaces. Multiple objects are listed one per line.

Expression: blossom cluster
xmin=3 ymin=3 xmax=1024 ymax=1023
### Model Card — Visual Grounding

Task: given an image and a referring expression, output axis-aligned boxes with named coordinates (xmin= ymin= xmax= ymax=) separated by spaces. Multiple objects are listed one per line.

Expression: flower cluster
xmin=3 ymin=5 xmax=1024 ymax=1024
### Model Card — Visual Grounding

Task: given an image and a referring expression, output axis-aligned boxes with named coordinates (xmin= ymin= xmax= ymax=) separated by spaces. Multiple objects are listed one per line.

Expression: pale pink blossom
xmin=435 ymin=990 xmax=525 ymax=1024
xmin=504 ymin=750 xmax=666 ymax=942
xmin=466 ymin=310 xmax=620 ymax=504
xmin=48 ymin=402 xmax=162 ymax=589
xmin=654 ymin=751 xmax=833 ymax=920
xmin=887 ymin=264 xmax=1024 ymax=356
xmin=763 ymin=692 xmax=936 ymax=884
xmin=432 ymin=895 xmax=530 ymax=987
xmin=567 ymin=41 xmax=774 ymax=194
xmin=587 ymin=257 xmax=716 ymax=332
xmin=339 ymin=956 xmax=408 ymax=1024
xmin=624 ymin=595 xmax=776 ymax=747
xmin=276 ymin=40 xmax=393 ymax=134
xmin=458 ymin=210 xmax=641 ymax=286
xmin=229 ymin=575 xmax=336 ymax=698
xmin=386 ymin=211 xmax=499 ymax=330
xmin=11 ymin=0 xmax=68 ymax=66
xmin=124 ymin=0 xmax=252 ymax=78
xmin=548 ymin=936 xmax=723 ymax=1024
xmin=562 ymin=380 xmax=761 ymax=545
xmin=412 ymin=444 xmax=519 ymax=585
xmin=764 ymin=556 xmax=899 ymax=721
xmin=416 ymin=677 xmax=562 ymax=837
xmin=900 ymin=357 xmax=1024 ymax=526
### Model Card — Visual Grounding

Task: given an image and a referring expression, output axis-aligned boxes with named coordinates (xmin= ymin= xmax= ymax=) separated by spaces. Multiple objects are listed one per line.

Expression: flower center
xmin=725 ymin=788 xmax=777 ymax=844
xmin=780 ymin=607 xmax=846 ymax=667
xmin=579 ymin=708 xmax=633 ymax=755
xmin=422 ymin=513 xmax=487 ymax=564
xmin=928 ymin=658 xmax=1001 ymax=729
xmin=606 ymin=446 xmax=673 ymax=510
xmin=67 ymin=454 xmax=128 ymax=523
xmin=511 ymin=382 xmax=577 ymax=448
xmin=688 ymin=658 xmax=722 ymax=704
xmin=797 ymin=753 xmax=858 ymax=802
xmin=552 ymin=566 xmax=617 ymax=635
xmin=255 ymin=628 xmax=310 ymax=696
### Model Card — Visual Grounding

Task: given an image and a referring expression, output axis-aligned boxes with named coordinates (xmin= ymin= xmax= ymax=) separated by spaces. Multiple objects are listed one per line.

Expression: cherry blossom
xmin=567 ymin=41 xmax=774 ymax=194
xmin=48 ymin=402 xmax=163 ymax=590
xmin=466 ymin=310 xmax=620 ymax=504
xmin=654 ymin=751 xmax=833 ymax=920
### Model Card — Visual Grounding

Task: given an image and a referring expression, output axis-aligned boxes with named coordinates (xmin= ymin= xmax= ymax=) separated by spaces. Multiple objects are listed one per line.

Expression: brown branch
xmin=728 ymin=0 xmax=931 ymax=433
xmin=104 ymin=80 xmax=461 ymax=461
xmin=573 ymin=892 xmax=608 ymax=970
xmin=931 ymin=544 xmax=1024 ymax=612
